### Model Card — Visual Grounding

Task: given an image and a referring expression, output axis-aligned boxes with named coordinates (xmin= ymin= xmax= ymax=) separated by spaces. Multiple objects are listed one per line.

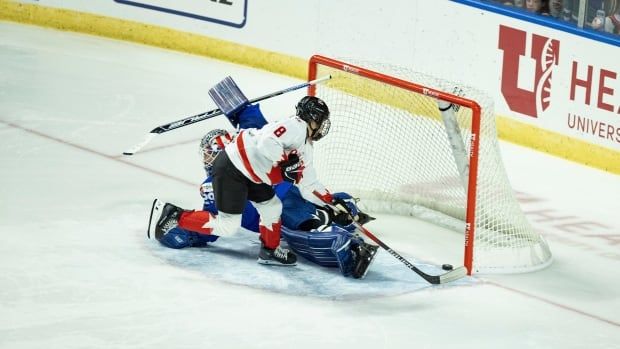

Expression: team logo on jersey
xmin=498 ymin=25 xmax=560 ymax=118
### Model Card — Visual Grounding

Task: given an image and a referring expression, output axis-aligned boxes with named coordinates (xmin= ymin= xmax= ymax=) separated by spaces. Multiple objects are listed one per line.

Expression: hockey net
xmin=308 ymin=55 xmax=552 ymax=274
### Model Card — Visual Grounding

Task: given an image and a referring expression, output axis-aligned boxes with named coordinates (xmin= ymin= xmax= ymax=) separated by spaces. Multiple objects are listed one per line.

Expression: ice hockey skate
xmin=147 ymin=199 xmax=184 ymax=240
xmin=351 ymin=242 xmax=379 ymax=279
xmin=257 ymin=243 xmax=297 ymax=266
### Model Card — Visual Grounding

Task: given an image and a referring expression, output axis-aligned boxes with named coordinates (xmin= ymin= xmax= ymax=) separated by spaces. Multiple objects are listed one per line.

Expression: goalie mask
xmin=200 ymin=129 xmax=232 ymax=175
xmin=296 ymin=96 xmax=331 ymax=141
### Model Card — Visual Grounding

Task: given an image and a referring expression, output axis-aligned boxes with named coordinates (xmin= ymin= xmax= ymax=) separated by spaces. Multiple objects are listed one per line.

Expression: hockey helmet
xmin=296 ymin=96 xmax=331 ymax=141
xmin=200 ymin=129 xmax=232 ymax=175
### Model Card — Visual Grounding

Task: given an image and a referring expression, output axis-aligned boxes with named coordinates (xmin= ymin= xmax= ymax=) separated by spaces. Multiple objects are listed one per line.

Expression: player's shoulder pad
xmin=289 ymin=116 xmax=309 ymax=133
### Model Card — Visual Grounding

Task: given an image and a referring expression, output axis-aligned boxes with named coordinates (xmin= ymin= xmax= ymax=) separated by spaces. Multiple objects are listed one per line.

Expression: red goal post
xmin=306 ymin=55 xmax=552 ymax=274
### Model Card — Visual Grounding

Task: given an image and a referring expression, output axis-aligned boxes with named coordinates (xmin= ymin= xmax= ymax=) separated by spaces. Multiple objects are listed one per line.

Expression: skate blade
xmin=257 ymin=258 xmax=297 ymax=266
xmin=147 ymin=199 xmax=163 ymax=239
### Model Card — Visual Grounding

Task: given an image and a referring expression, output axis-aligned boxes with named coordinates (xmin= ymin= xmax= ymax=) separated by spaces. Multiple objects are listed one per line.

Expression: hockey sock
xmin=178 ymin=210 xmax=214 ymax=235
xmin=259 ymin=221 xmax=282 ymax=249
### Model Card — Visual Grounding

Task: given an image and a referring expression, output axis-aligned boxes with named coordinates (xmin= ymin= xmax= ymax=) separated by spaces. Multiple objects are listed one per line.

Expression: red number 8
xmin=274 ymin=126 xmax=287 ymax=137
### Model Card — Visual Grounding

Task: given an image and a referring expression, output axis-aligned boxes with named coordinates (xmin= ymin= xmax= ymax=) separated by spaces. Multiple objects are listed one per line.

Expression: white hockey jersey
xmin=225 ymin=116 xmax=329 ymax=206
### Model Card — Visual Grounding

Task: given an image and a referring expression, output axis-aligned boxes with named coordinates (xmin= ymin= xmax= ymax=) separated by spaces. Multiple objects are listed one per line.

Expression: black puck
xmin=442 ymin=264 xmax=453 ymax=271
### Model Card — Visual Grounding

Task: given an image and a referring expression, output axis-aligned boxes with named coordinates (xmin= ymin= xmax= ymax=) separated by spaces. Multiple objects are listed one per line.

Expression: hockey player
xmin=151 ymin=92 xmax=340 ymax=266
xmin=150 ymin=102 xmax=269 ymax=248
xmin=149 ymin=100 xmax=377 ymax=277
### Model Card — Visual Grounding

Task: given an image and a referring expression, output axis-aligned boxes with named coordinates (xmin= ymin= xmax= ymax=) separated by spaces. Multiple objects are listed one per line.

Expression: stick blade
xmin=123 ymin=133 xmax=157 ymax=156
xmin=438 ymin=266 xmax=468 ymax=284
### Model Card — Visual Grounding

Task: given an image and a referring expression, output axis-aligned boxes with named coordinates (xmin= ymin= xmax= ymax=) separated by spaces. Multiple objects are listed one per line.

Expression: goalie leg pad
xmin=331 ymin=233 xmax=355 ymax=277
xmin=331 ymin=231 xmax=378 ymax=279
xmin=282 ymin=224 xmax=371 ymax=277
xmin=281 ymin=226 xmax=339 ymax=266
xmin=351 ymin=242 xmax=379 ymax=279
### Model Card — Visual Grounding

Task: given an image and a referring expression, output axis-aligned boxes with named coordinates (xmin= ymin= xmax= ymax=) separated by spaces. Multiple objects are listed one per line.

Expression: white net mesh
xmin=310 ymin=58 xmax=552 ymax=273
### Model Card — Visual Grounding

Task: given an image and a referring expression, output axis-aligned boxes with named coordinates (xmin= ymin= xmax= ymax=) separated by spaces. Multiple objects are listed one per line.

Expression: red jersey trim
xmin=236 ymin=131 xmax=263 ymax=183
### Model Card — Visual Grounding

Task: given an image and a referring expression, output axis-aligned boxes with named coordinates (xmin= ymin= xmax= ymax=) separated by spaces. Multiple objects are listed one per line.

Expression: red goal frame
xmin=307 ymin=55 xmax=483 ymax=275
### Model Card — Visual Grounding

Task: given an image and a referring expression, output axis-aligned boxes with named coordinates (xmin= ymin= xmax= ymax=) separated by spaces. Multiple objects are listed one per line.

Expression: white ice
xmin=0 ymin=22 xmax=619 ymax=349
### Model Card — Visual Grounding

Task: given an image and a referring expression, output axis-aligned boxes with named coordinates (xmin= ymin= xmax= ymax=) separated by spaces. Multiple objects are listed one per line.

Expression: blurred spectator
xmin=588 ymin=0 xmax=620 ymax=35
xmin=561 ymin=0 xmax=574 ymax=22
xmin=526 ymin=0 xmax=550 ymax=14
xmin=492 ymin=0 xmax=524 ymax=8
xmin=549 ymin=0 xmax=563 ymax=18
xmin=487 ymin=0 xmax=619 ymax=35
xmin=586 ymin=0 xmax=606 ymax=28
xmin=591 ymin=7 xmax=608 ymax=30
xmin=603 ymin=6 xmax=620 ymax=34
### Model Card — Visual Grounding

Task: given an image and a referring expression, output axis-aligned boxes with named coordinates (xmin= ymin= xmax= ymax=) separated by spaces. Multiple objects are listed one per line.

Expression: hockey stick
xmin=123 ymin=75 xmax=332 ymax=155
xmin=349 ymin=219 xmax=467 ymax=284
xmin=318 ymin=195 xmax=467 ymax=284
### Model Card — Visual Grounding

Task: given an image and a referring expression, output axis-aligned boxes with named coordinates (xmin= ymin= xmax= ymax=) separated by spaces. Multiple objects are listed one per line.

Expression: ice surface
xmin=1 ymin=22 xmax=619 ymax=349
xmin=147 ymin=229 xmax=474 ymax=300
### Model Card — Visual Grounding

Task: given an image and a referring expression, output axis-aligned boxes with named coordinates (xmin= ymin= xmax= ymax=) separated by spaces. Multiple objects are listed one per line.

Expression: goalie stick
xmin=317 ymin=194 xmax=467 ymax=284
xmin=123 ymin=75 xmax=332 ymax=156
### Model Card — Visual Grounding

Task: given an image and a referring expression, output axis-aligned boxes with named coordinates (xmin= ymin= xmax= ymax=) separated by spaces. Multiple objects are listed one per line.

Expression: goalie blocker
xmin=208 ymin=76 xmax=249 ymax=128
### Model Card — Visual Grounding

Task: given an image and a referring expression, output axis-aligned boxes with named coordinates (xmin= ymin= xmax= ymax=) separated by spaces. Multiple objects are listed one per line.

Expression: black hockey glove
xmin=280 ymin=153 xmax=304 ymax=184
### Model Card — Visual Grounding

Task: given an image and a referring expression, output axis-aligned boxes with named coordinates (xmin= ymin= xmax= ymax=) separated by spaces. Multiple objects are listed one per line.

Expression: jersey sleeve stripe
xmin=236 ymin=131 xmax=263 ymax=184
